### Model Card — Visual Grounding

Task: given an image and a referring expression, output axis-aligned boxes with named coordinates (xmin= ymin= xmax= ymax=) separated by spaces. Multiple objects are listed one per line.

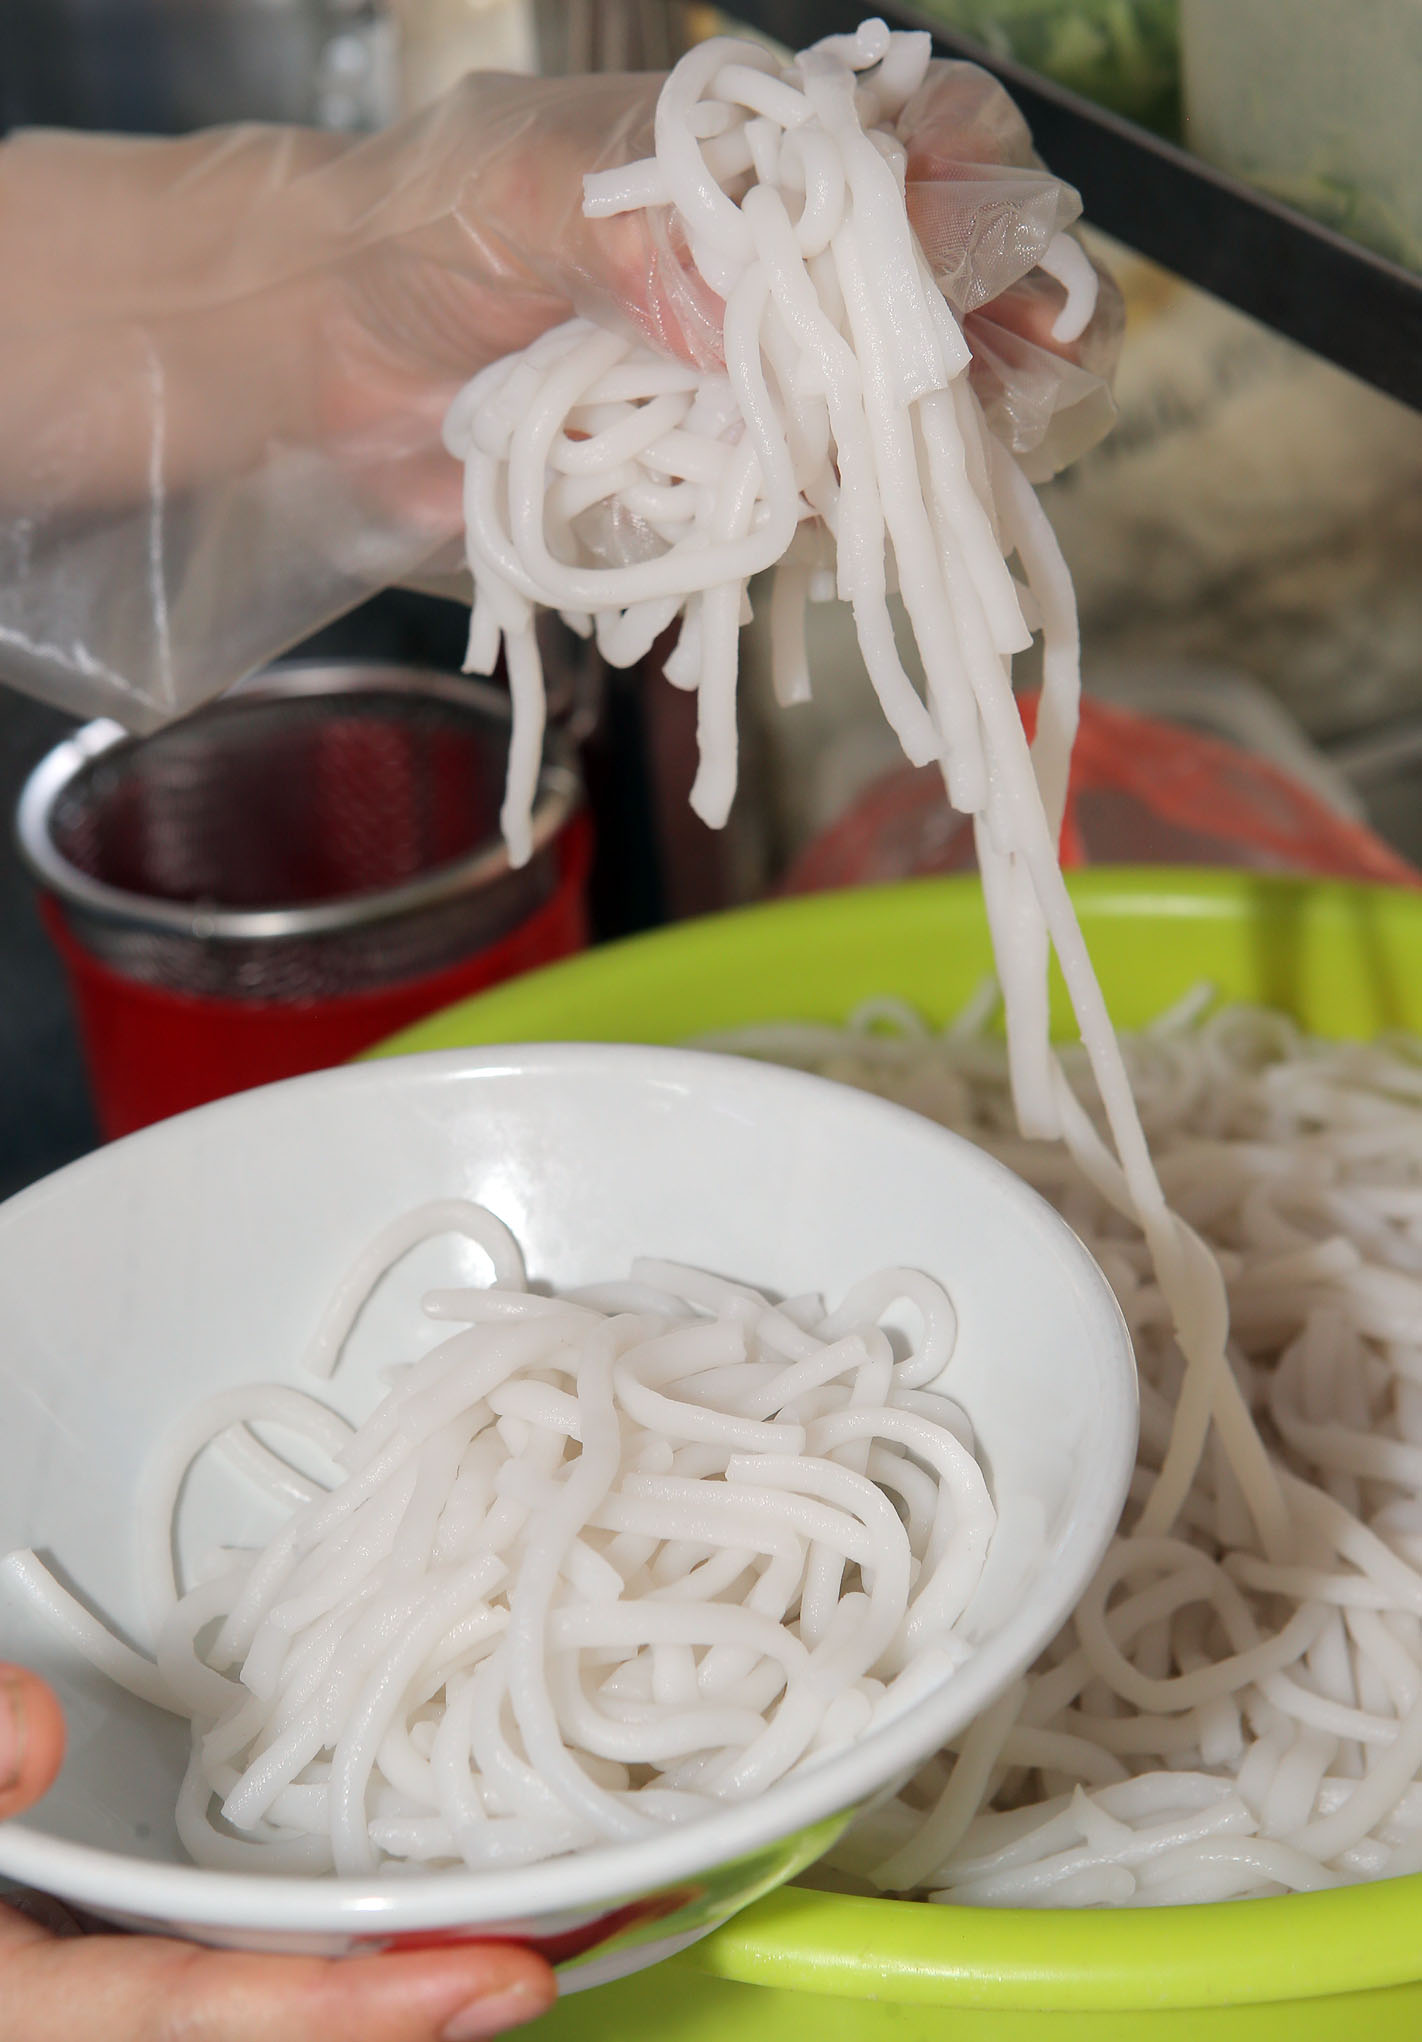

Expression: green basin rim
xmin=695 ymin=1879 xmax=1422 ymax=2009
xmin=374 ymin=867 xmax=1422 ymax=1058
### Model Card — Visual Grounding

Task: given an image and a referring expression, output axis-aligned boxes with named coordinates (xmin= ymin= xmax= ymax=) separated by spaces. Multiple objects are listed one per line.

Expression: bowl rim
xmin=12 ymin=663 xmax=582 ymax=943
xmin=0 ymin=1042 xmax=1137 ymax=1934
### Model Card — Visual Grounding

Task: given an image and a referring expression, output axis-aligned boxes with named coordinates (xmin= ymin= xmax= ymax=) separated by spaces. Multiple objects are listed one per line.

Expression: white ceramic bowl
xmin=0 ymin=1046 xmax=1136 ymax=1986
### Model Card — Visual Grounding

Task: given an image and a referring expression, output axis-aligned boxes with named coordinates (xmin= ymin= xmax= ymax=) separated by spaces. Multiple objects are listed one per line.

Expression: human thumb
xmin=0 ymin=1666 xmax=66 ymax=1821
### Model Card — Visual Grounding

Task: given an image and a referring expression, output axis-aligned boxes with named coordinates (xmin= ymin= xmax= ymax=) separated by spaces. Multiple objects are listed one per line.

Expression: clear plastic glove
xmin=900 ymin=61 xmax=1122 ymax=476
xmin=0 ymin=1662 xmax=555 ymax=2042
xmin=0 ymin=59 xmax=1119 ymax=733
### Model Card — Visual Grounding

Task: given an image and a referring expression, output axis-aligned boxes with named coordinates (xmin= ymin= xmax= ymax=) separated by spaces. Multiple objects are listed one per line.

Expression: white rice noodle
xmin=706 ymin=997 xmax=1422 ymax=1903
xmin=4 ymin=1226 xmax=990 ymax=1875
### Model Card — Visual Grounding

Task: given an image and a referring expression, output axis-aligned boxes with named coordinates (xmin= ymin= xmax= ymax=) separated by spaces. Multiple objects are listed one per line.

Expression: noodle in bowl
xmin=0 ymin=1043 xmax=1134 ymax=1975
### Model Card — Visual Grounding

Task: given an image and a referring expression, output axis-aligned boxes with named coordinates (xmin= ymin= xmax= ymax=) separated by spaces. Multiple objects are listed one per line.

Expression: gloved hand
xmin=0 ymin=58 xmax=1118 ymax=732
xmin=328 ymin=61 xmax=1119 ymax=518
xmin=900 ymin=61 xmax=1122 ymax=475
xmin=0 ymin=1662 xmax=555 ymax=2042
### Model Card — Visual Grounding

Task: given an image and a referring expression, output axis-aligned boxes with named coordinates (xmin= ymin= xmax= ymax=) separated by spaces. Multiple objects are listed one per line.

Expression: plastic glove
xmin=0 ymin=1661 xmax=554 ymax=2042
xmin=0 ymin=58 xmax=1118 ymax=734
xmin=901 ymin=61 xmax=1123 ymax=477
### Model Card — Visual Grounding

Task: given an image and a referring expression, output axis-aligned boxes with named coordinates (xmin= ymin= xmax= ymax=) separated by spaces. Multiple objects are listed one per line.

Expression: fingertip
xmin=324 ymin=1942 xmax=557 ymax=2042
xmin=439 ymin=1953 xmax=558 ymax=2041
xmin=0 ymin=1665 xmax=66 ymax=1821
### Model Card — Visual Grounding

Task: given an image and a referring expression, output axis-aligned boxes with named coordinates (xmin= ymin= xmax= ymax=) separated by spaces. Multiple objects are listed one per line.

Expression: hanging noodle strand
xmin=441 ymin=17 xmax=1286 ymax=1585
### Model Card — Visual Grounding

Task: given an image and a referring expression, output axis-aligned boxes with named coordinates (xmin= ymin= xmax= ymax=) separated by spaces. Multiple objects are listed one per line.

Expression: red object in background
xmin=370 ymin=1889 xmax=697 ymax=1966
xmin=785 ymin=693 xmax=1421 ymax=895
xmin=41 ymin=817 xmax=592 ymax=1141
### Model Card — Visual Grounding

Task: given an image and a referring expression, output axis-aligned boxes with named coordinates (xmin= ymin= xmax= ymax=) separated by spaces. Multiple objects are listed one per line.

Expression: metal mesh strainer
xmin=17 ymin=664 xmax=582 ymax=1003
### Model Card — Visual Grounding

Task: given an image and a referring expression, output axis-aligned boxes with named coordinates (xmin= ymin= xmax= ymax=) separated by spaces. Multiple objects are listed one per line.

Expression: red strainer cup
xmin=17 ymin=663 xmax=591 ymax=1137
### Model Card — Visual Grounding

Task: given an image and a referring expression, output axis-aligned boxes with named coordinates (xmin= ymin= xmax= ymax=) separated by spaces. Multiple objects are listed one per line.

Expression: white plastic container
xmin=1180 ymin=0 xmax=1422 ymax=271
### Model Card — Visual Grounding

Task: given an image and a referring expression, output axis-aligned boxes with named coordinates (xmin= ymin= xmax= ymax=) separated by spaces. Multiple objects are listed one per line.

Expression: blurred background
xmin=2 ymin=0 xmax=1419 ymax=1195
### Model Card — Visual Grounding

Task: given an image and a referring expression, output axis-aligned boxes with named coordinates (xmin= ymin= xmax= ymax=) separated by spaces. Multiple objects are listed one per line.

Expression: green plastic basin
xmin=372 ymin=868 xmax=1422 ymax=2041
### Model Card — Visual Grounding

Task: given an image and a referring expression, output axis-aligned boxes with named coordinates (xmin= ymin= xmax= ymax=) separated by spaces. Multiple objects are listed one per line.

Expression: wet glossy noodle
xmin=708 ymin=997 xmax=1422 ymax=1904
xmin=4 ymin=1216 xmax=990 ymax=1874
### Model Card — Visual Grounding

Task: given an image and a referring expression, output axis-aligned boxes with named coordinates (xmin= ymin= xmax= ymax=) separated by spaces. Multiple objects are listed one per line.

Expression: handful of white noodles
xmin=441 ymin=15 xmax=1096 ymax=877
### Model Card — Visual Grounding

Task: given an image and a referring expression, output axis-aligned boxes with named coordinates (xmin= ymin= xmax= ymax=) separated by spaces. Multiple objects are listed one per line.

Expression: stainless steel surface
xmin=0 ymin=0 xmax=394 ymax=133
xmin=1330 ymin=715 xmax=1422 ymax=870
xmin=0 ymin=694 xmax=98 ymax=1202
xmin=717 ymin=0 xmax=1422 ymax=413
xmin=17 ymin=664 xmax=582 ymax=1001
xmin=535 ymin=0 xmax=695 ymax=73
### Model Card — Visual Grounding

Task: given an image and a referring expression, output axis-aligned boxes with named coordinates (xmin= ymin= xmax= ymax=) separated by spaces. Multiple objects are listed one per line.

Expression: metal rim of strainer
xmin=15 ymin=663 xmax=582 ymax=944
